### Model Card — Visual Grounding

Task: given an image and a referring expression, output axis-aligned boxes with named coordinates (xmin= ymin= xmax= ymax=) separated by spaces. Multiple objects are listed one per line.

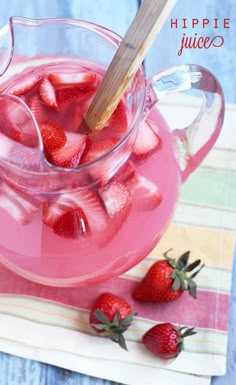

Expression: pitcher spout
xmin=0 ymin=21 xmax=13 ymax=76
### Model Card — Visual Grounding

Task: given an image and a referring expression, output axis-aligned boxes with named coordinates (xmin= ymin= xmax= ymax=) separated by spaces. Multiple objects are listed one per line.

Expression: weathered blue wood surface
xmin=0 ymin=1 xmax=235 ymax=384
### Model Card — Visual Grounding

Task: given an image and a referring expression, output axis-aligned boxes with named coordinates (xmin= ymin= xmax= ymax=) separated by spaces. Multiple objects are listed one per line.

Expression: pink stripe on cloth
xmin=0 ymin=264 xmax=229 ymax=331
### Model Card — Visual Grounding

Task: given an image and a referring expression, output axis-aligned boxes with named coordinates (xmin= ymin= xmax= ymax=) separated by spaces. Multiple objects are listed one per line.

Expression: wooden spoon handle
xmin=83 ymin=0 xmax=176 ymax=133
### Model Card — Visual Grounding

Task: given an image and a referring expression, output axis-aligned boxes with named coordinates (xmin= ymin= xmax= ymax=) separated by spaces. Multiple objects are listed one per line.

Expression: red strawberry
xmin=133 ymin=120 xmax=162 ymax=161
xmin=99 ymin=181 xmax=132 ymax=244
xmin=142 ymin=323 xmax=196 ymax=359
xmin=39 ymin=121 xmax=67 ymax=153
xmin=127 ymin=172 xmax=162 ymax=211
xmin=29 ymin=95 xmax=47 ymax=122
xmin=48 ymin=132 xmax=88 ymax=168
xmin=108 ymin=100 xmax=128 ymax=134
xmin=100 ymin=181 xmax=131 ymax=221
xmin=133 ymin=250 xmax=205 ymax=302
xmin=61 ymin=90 xmax=95 ymax=132
xmin=0 ymin=98 xmax=38 ymax=146
xmin=0 ymin=181 xmax=41 ymax=224
xmin=81 ymin=138 xmax=117 ymax=165
xmin=9 ymin=74 xmax=41 ymax=95
xmin=90 ymin=292 xmax=136 ymax=350
xmin=49 ymin=72 xmax=96 ymax=86
xmin=53 ymin=207 xmax=91 ymax=239
xmin=43 ymin=188 xmax=107 ymax=238
xmin=80 ymin=138 xmax=119 ymax=184
xmin=56 ymin=87 xmax=92 ymax=104
xmin=39 ymin=78 xmax=58 ymax=110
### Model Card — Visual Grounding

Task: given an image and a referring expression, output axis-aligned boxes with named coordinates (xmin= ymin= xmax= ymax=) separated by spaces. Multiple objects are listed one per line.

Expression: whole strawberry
xmin=142 ymin=322 xmax=196 ymax=359
xmin=134 ymin=249 xmax=204 ymax=302
xmin=89 ymin=292 xmax=136 ymax=350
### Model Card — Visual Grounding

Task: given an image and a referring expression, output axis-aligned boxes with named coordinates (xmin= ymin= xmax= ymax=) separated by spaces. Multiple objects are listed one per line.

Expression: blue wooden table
xmin=0 ymin=1 xmax=235 ymax=384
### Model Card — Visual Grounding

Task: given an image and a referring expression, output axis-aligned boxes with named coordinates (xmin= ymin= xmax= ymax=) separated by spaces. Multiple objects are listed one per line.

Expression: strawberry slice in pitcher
xmin=39 ymin=78 xmax=58 ymax=110
xmin=9 ymin=74 xmax=41 ymax=96
xmin=80 ymin=138 xmax=120 ymax=184
xmin=0 ymin=99 xmax=38 ymax=147
xmin=43 ymin=188 xmax=107 ymax=239
xmin=127 ymin=172 xmax=162 ymax=211
xmin=39 ymin=121 xmax=67 ymax=153
xmin=99 ymin=181 xmax=132 ymax=243
xmin=49 ymin=72 xmax=96 ymax=86
xmin=48 ymin=131 xmax=88 ymax=168
xmin=133 ymin=120 xmax=162 ymax=162
xmin=53 ymin=207 xmax=91 ymax=239
xmin=108 ymin=100 xmax=128 ymax=135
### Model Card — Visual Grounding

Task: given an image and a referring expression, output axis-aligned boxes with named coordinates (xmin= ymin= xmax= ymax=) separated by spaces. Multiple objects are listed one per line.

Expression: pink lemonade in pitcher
xmin=0 ymin=59 xmax=180 ymax=286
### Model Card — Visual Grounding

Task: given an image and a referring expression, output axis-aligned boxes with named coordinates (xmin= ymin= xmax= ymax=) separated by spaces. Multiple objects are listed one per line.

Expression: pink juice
xmin=0 ymin=60 xmax=180 ymax=286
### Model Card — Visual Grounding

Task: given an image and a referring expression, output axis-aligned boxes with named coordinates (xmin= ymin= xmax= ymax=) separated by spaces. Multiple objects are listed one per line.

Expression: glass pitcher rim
xmin=0 ymin=16 xmax=147 ymax=175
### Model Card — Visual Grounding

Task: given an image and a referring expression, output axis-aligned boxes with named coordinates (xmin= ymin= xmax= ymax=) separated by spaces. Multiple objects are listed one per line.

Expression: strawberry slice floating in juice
xmin=107 ymin=100 xmax=128 ymax=134
xmin=47 ymin=131 xmax=88 ymax=168
xmin=39 ymin=121 xmax=67 ymax=153
xmin=80 ymin=138 xmax=121 ymax=184
xmin=39 ymin=78 xmax=58 ymax=110
xmin=99 ymin=181 xmax=132 ymax=243
xmin=53 ymin=207 xmax=91 ymax=239
xmin=133 ymin=120 xmax=162 ymax=162
xmin=9 ymin=74 xmax=41 ymax=96
xmin=43 ymin=188 xmax=107 ymax=239
xmin=29 ymin=95 xmax=48 ymax=123
xmin=0 ymin=99 xmax=38 ymax=147
xmin=127 ymin=172 xmax=162 ymax=211
xmin=49 ymin=72 xmax=96 ymax=86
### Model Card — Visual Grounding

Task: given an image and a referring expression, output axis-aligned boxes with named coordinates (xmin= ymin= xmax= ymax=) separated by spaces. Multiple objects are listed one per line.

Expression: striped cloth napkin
xmin=0 ymin=100 xmax=235 ymax=385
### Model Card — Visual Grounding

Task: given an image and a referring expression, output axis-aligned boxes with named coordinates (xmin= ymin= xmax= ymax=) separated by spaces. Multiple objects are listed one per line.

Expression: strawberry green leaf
xmin=190 ymin=263 xmax=205 ymax=279
xmin=112 ymin=311 xmax=120 ymax=325
xmin=185 ymin=259 xmax=201 ymax=272
xmin=177 ymin=251 xmax=190 ymax=269
xmin=172 ymin=275 xmax=181 ymax=291
xmin=187 ymin=279 xmax=197 ymax=299
xmin=94 ymin=309 xmax=111 ymax=325
xmin=120 ymin=312 xmax=137 ymax=327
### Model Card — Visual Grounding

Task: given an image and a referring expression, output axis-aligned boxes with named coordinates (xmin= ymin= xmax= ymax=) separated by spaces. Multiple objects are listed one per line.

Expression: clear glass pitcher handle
xmin=147 ymin=64 xmax=225 ymax=182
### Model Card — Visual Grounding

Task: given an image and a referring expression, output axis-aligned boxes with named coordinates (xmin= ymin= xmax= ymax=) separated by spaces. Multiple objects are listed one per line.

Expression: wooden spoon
xmin=82 ymin=0 xmax=177 ymax=133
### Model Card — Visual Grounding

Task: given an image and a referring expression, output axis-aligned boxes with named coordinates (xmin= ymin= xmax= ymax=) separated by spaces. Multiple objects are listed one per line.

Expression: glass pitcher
xmin=0 ymin=17 xmax=224 ymax=286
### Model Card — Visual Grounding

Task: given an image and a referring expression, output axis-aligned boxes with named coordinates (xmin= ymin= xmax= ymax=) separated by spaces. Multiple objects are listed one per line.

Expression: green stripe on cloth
xmin=180 ymin=169 xmax=236 ymax=209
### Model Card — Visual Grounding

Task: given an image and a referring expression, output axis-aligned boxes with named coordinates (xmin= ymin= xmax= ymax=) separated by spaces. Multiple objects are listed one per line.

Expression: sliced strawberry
xmin=99 ymin=181 xmax=132 ymax=243
xmin=108 ymin=100 xmax=128 ymax=134
xmin=48 ymin=132 xmax=88 ymax=168
xmin=53 ymin=207 xmax=91 ymax=239
xmin=100 ymin=181 xmax=132 ymax=219
xmin=127 ymin=172 xmax=162 ymax=211
xmin=112 ymin=161 xmax=136 ymax=184
xmin=49 ymin=72 xmax=96 ymax=86
xmin=56 ymin=87 xmax=84 ymax=103
xmin=80 ymin=138 xmax=120 ymax=184
xmin=0 ymin=181 xmax=41 ymax=224
xmin=132 ymin=120 xmax=162 ymax=162
xmin=29 ymin=95 xmax=47 ymax=122
xmin=62 ymin=90 xmax=95 ymax=132
xmin=43 ymin=188 xmax=107 ymax=238
xmin=0 ymin=99 xmax=38 ymax=146
xmin=39 ymin=78 xmax=58 ymax=110
xmin=39 ymin=121 xmax=67 ymax=153
xmin=80 ymin=138 xmax=117 ymax=165
xmin=9 ymin=74 xmax=41 ymax=96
